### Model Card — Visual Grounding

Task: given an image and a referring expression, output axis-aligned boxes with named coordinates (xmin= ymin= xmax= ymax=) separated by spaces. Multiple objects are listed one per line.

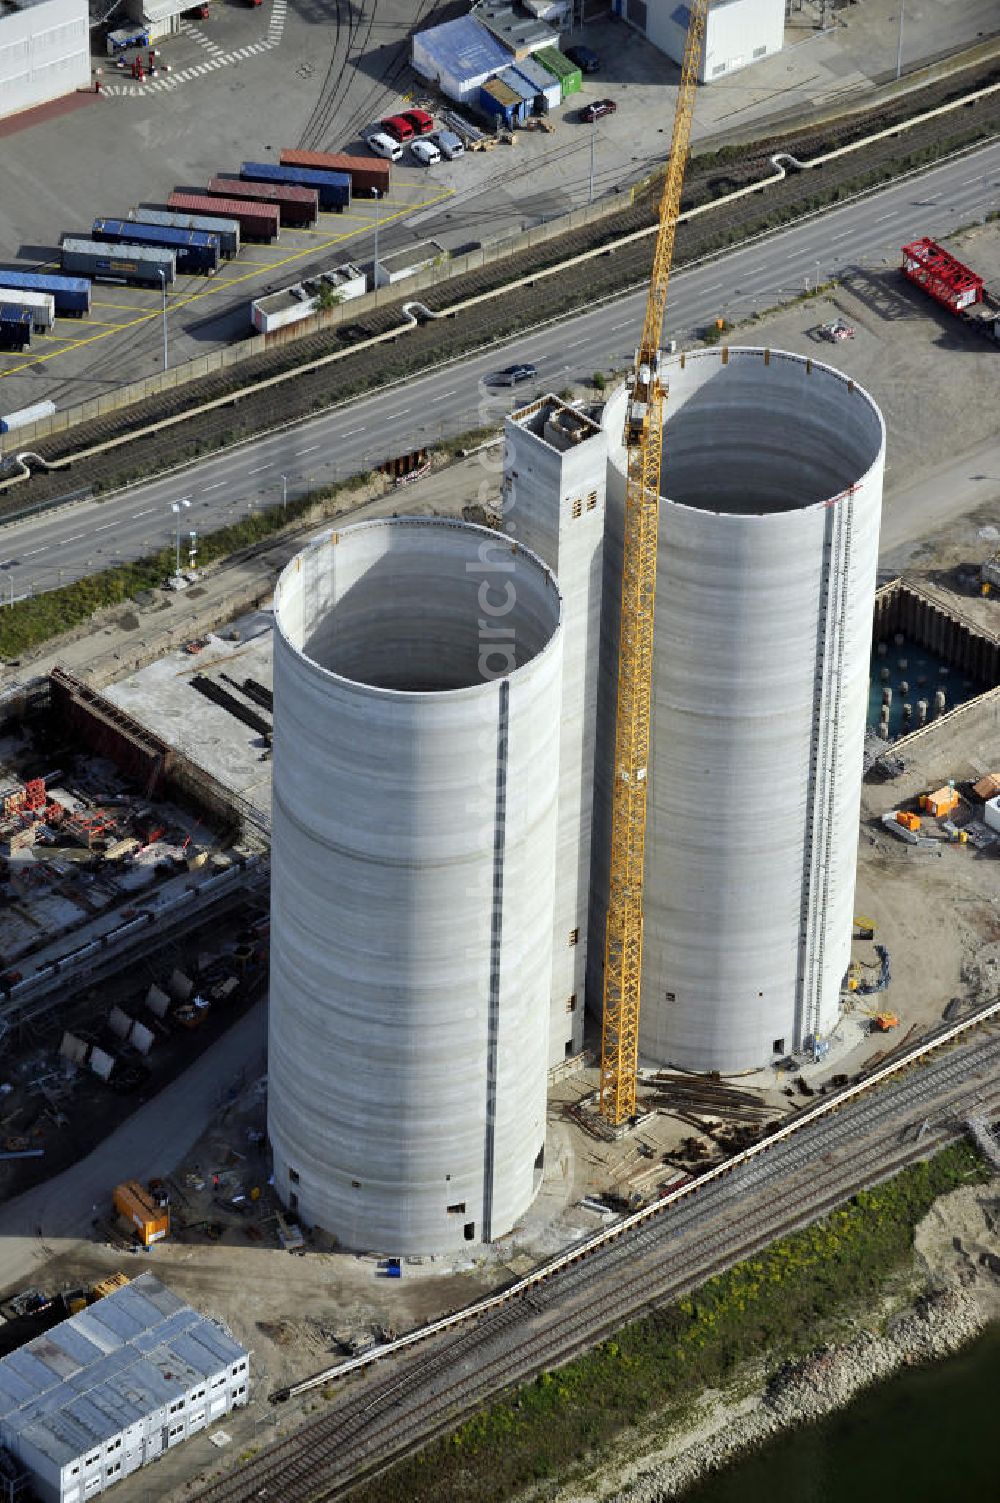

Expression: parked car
xmin=401 ymin=108 xmax=435 ymax=136
xmin=410 ymin=138 xmax=442 ymax=166
xmin=366 ymin=131 xmax=403 ymax=162
xmin=381 ymin=114 xmax=416 ymax=142
xmin=566 ymin=44 xmax=600 ymax=73
xmin=490 ymin=363 xmax=537 ymax=386
xmin=580 ymin=98 xmax=616 ymax=122
xmin=433 ymin=129 xmax=465 ymax=161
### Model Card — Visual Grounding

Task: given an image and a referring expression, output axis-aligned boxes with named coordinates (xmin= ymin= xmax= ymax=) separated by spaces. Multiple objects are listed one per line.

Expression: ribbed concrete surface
xmin=268 ymin=517 xmax=563 ymax=1253
xmin=591 ymin=348 xmax=885 ymax=1072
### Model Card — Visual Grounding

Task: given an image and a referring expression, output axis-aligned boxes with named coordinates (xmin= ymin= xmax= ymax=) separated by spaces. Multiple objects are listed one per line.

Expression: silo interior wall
xmin=591 ymin=350 xmax=885 ymax=1073
xmin=268 ymin=520 xmax=563 ymax=1255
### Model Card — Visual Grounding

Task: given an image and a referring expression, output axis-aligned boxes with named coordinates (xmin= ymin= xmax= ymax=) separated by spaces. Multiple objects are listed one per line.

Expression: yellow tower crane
xmin=599 ymin=0 xmax=711 ymax=1126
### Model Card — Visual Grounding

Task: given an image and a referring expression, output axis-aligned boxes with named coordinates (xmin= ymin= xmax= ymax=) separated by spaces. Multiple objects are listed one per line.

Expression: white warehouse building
xmin=0 ymin=0 xmax=90 ymax=123
xmin=0 ymin=1274 xmax=249 ymax=1503
xmin=615 ymin=0 xmax=785 ymax=83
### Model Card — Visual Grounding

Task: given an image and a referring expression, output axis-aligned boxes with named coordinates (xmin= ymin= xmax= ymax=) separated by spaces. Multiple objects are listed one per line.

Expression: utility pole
xmin=158 ymin=269 xmax=168 ymax=370
xmin=373 ymin=189 xmax=380 ymax=296
xmin=171 ymin=496 xmax=190 ymax=579
xmin=895 ymin=0 xmax=905 ymax=81
xmin=281 ymin=474 xmax=288 ymax=514
xmin=589 ymin=117 xmax=596 ymax=205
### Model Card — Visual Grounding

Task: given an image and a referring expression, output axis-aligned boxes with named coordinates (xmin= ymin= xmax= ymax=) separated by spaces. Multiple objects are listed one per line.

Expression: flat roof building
xmin=0 ymin=1273 xmax=249 ymax=1503
xmin=0 ymin=0 xmax=90 ymax=122
xmin=616 ymin=0 xmax=784 ymax=83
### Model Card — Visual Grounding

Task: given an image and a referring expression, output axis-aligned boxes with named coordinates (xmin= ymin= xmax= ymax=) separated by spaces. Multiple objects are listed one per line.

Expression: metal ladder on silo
xmin=803 ymin=491 xmax=854 ymax=1046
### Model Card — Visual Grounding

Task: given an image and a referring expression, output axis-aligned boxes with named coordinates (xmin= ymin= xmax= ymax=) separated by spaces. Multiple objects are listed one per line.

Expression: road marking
xmin=131 ymin=508 xmax=154 ymax=518
xmin=384 ymin=410 xmax=409 ymax=419
xmin=203 ymin=481 xmax=226 ymax=491
xmin=247 ymin=463 xmax=273 ymax=475
xmin=22 ymin=547 xmax=48 ymax=557
xmin=342 ymin=427 xmax=363 ymax=436
xmin=438 ymin=388 xmax=458 ymax=398
xmin=610 ymin=320 xmax=633 ymax=331
xmin=297 ymin=444 xmax=320 ymax=455
xmin=94 ymin=522 xmax=117 ymax=532
xmin=563 ymin=339 xmax=586 ymax=350
xmin=62 ymin=534 xmax=85 ymax=544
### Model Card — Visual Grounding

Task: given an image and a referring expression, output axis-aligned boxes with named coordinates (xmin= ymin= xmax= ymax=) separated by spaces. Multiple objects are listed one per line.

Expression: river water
xmin=680 ymin=1323 xmax=1000 ymax=1503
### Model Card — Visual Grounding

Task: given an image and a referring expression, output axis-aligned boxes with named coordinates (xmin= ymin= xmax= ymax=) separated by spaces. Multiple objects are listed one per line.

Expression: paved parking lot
xmin=0 ymin=0 xmax=996 ymax=417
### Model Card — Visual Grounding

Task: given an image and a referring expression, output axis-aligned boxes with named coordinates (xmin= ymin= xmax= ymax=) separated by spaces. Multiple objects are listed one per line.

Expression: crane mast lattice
xmin=599 ymin=0 xmax=710 ymax=1126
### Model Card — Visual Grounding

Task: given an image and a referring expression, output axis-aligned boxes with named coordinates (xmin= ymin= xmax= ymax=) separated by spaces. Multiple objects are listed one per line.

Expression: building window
xmin=568 ymin=927 xmax=579 ymax=946
xmin=665 ymin=991 xmax=676 ymax=1003
xmin=565 ymin=994 xmax=578 ymax=1013
xmin=571 ymin=498 xmax=582 ymax=518
xmin=169 ymin=1400 xmax=184 ymax=1413
xmin=85 ymin=1454 xmax=100 ymax=1467
xmin=447 ymin=1202 xmax=466 ymax=1214
xmin=587 ymin=491 xmax=598 ymax=510
xmin=464 ymin=1221 xmax=475 ymax=1241
xmin=107 ymin=1462 xmax=121 ymax=1476
xmin=289 ymin=1167 xmax=300 ymax=1184
xmin=211 ymin=1375 xmax=226 ymax=1390
xmin=773 ymin=1038 xmax=785 ymax=1055
xmin=564 ymin=1039 xmax=574 ymax=1058
xmin=351 ymin=1179 xmax=361 ymax=1189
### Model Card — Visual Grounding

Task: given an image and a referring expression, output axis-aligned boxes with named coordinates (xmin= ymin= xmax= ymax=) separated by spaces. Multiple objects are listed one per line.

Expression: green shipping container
xmin=534 ymin=46 xmax=582 ymax=99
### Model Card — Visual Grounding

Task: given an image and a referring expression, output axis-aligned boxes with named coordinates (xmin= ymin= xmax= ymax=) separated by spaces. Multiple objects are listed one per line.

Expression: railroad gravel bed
xmin=607 ymin=1285 xmax=986 ymax=1503
xmin=6 ymin=57 xmax=1000 ymax=513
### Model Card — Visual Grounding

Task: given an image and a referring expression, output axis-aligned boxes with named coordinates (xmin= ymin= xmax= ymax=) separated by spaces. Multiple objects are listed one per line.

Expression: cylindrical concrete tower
xmin=269 ymin=517 xmax=563 ymax=1254
xmin=591 ymin=348 xmax=885 ymax=1073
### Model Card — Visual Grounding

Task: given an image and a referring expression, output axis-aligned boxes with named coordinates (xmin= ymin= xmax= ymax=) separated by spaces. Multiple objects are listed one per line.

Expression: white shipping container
xmin=0 ymin=289 xmax=55 ymax=331
xmin=0 ymin=399 xmax=56 ymax=434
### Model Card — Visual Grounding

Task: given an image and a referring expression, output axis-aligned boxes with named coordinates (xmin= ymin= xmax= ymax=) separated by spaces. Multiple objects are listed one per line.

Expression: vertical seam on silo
xmin=482 ymin=678 xmax=509 ymax=1244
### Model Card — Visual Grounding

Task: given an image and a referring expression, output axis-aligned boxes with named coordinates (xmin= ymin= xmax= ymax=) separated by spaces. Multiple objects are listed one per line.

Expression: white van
xmin=367 ymin=131 xmax=403 ymax=162
xmin=434 ymin=130 xmax=465 ymax=161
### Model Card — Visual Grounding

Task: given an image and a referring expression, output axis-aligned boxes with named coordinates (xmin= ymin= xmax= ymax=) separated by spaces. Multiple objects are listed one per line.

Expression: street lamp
xmin=281 ymin=473 xmax=288 ymax=514
xmin=170 ymin=497 xmax=190 ymax=579
xmin=895 ymin=0 xmax=905 ymax=81
xmin=158 ymin=269 xmax=168 ymax=371
xmin=589 ymin=115 xmax=596 ymax=205
xmin=372 ymin=189 xmax=380 ymax=295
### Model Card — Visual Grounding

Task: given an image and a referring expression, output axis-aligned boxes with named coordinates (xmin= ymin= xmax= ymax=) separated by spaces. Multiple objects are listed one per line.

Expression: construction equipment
xmin=872 ymin=1011 xmax=899 ymax=1033
xmin=599 ymin=0 xmax=709 ymax=1126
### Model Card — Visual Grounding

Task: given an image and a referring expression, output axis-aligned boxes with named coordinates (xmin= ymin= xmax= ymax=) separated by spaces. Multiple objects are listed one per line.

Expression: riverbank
xmin=543 ymin=1179 xmax=1000 ymax=1503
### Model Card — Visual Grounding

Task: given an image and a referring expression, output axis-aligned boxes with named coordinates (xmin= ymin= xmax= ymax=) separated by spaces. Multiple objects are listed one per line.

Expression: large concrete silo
xmin=591 ymin=348 xmax=885 ymax=1073
xmin=269 ymin=517 xmax=563 ymax=1254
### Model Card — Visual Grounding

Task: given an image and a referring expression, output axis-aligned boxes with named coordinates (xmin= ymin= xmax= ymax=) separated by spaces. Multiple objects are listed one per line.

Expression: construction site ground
xmin=3 ymin=52 xmax=999 ymax=512
xmin=0 ymin=216 xmax=997 ymax=1496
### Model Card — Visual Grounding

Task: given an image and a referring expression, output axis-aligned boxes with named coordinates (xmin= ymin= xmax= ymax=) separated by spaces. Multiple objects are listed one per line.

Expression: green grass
xmin=0 ymin=473 xmax=370 ymax=660
xmin=349 ymin=1142 xmax=986 ymax=1503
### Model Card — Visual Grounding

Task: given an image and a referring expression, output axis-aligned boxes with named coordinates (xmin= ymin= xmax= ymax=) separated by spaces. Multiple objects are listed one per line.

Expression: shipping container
xmin=92 ymin=217 xmax=220 ymax=275
xmin=0 ymin=307 xmax=31 ymax=352
xmin=131 ymin=207 xmax=241 ymax=258
xmin=61 ymin=237 xmax=176 ymax=287
xmin=0 ymin=289 xmax=55 ymax=332
xmin=0 ymin=270 xmax=90 ymax=316
xmin=279 ymin=148 xmax=391 ymax=196
xmin=167 ymin=192 xmax=280 ymax=243
xmin=240 ymin=161 xmax=351 ymax=212
xmin=0 ymin=400 xmax=56 ymax=434
xmin=206 ymin=176 xmax=318 ymax=227
xmin=534 ymin=46 xmax=582 ymax=99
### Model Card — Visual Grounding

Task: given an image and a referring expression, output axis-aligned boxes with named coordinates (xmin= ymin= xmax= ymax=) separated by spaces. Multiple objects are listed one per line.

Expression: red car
xmin=401 ymin=108 xmax=435 ymax=136
xmin=381 ymin=114 xmax=416 ymax=143
xmin=580 ymin=98 xmax=616 ymax=122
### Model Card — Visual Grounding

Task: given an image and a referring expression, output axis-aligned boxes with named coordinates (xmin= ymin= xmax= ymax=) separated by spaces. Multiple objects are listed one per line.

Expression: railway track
xmin=190 ymin=1007 xmax=1000 ymax=1502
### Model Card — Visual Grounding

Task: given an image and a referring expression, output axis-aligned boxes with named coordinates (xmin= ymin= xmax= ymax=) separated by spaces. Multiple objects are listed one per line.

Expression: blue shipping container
xmin=0 ymin=270 xmax=90 ymax=316
xmin=240 ymin=161 xmax=351 ymax=212
xmin=92 ymin=218 xmax=220 ymax=275
xmin=0 ymin=306 xmax=31 ymax=351
xmin=131 ymin=208 xmax=240 ymax=258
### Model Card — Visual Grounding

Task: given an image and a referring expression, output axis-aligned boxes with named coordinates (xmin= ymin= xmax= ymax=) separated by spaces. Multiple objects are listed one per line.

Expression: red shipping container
xmin=279 ymin=148 xmax=390 ymax=197
xmin=167 ymin=193 xmax=280 ymax=242
xmin=207 ymin=176 xmax=318 ymax=227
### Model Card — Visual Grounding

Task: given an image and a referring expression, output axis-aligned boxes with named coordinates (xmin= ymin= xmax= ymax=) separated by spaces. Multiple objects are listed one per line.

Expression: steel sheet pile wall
xmin=269 ymin=518 xmax=563 ymax=1254
xmin=593 ymin=349 xmax=885 ymax=1072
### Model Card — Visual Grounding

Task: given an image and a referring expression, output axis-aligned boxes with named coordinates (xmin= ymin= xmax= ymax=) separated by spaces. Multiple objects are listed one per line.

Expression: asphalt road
xmin=0 ymin=141 xmax=998 ymax=601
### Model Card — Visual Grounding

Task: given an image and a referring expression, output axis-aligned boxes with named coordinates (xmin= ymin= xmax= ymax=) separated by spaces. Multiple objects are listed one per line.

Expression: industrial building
xmin=615 ymin=0 xmax=785 ymax=82
xmin=590 ymin=349 xmax=885 ymax=1073
xmin=268 ymin=517 xmax=563 ymax=1254
xmin=0 ymin=1273 xmax=249 ymax=1503
xmin=0 ymin=0 xmax=90 ymax=123
xmin=503 ymin=397 xmax=607 ymax=1065
xmin=411 ymin=14 xmax=516 ymax=103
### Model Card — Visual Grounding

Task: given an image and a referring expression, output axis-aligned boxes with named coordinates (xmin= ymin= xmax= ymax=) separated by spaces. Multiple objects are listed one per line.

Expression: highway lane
xmin=0 ymin=140 xmax=998 ymax=602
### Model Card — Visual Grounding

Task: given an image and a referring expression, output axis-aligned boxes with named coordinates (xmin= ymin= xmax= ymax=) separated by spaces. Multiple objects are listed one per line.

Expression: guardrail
xmin=274 ymin=993 xmax=1000 ymax=1401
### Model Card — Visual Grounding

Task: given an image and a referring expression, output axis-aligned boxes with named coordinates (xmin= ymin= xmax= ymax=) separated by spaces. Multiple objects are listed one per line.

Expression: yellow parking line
xmin=0 ymin=187 xmax=453 ymax=380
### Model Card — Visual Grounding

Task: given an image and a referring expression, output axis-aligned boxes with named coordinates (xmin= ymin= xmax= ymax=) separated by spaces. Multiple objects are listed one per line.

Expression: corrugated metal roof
xmin=510 ymin=55 xmax=561 ymax=95
xmin=498 ymin=66 xmax=536 ymax=104
xmin=0 ymin=1274 xmax=247 ymax=1470
xmin=412 ymin=15 xmax=511 ymax=84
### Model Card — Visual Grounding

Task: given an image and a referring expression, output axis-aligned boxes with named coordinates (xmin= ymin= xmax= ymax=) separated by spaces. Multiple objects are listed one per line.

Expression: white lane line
xmin=203 ymin=481 xmax=226 ymax=491
xmin=875 ymin=211 xmax=898 ymax=222
xmin=297 ymin=444 xmax=320 ymax=455
xmin=22 ymin=546 xmax=48 ymax=557
xmin=438 ymin=388 xmax=458 ymax=398
xmin=563 ymin=339 xmax=586 ymax=350
xmin=610 ymin=320 xmax=633 ymax=331
xmin=131 ymin=507 xmax=154 ymax=517
xmin=698 ymin=282 xmax=722 ymax=294
xmin=341 ymin=427 xmax=363 ymax=436
xmin=247 ymin=464 xmax=273 ymax=475
xmin=62 ymin=533 xmax=85 ymax=544
xmin=94 ymin=522 xmax=117 ymax=532
xmin=384 ymin=410 xmax=409 ymax=419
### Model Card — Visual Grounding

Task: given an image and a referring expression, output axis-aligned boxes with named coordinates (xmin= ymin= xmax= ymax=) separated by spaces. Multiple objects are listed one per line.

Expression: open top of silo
xmin=274 ymin=515 xmax=561 ymax=693
xmin=639 ymin=347 xmax=885 ymax=515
